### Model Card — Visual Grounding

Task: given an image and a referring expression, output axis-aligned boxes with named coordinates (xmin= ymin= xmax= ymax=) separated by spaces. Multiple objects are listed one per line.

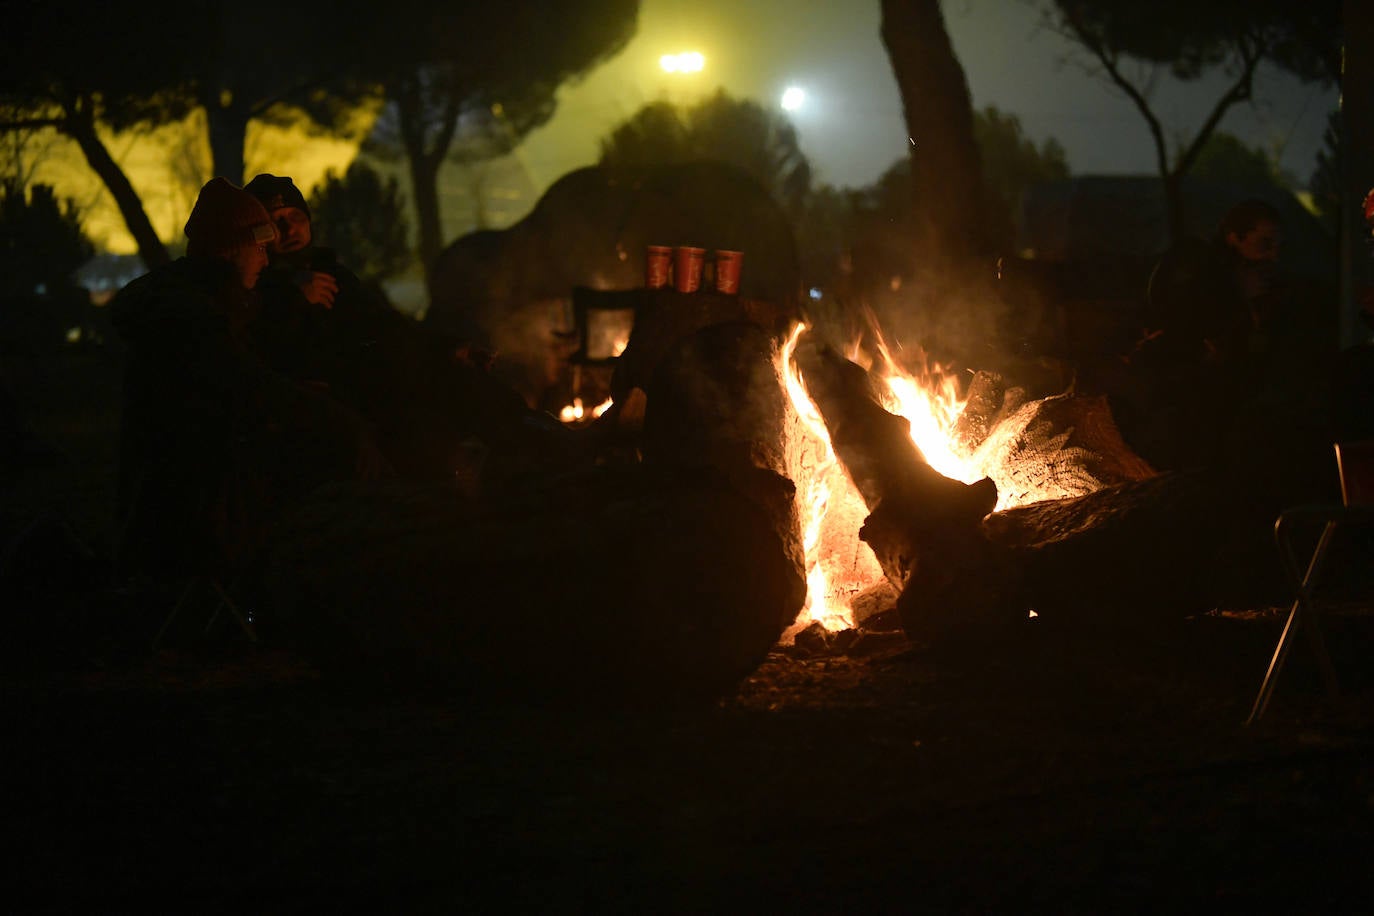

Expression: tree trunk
xmin=394 ymin=75 xmax=461 ymax=290
xmin=204 ymin=94 xmax=250 ymax=184
xmin=1162 ymin=170 xmax=1187 ymax=251
xmin=64 ymin=100 xmax=169 ymax=269
xmin=1343 ymin=0 xmax=1374 ymax=347
xmin=409 ymin=149 xmax=445 ymax=285
xmin=880 ymin=0 xmax=989 ymax=269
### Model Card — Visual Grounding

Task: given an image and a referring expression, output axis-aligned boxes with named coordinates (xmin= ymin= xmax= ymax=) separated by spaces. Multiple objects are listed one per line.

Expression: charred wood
xmin=975 ymin=392 xmax=1157 ymax=507
xmin=979 ymin=471 xmax=1239 ymax=622
xmin=950 ymin=370 xmax=1025 ymax=455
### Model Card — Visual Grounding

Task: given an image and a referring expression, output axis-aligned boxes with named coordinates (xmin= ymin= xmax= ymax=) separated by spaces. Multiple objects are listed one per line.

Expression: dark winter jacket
xmin=250 ymin=247 xmax=529 ymax=478
xmin=111 ymin=257 xmax=377 ymax=578
xmin=249 ymin=246 xmax=412 ymax=383
xmin=1144 ymin=238 xmax=1257 ymax=369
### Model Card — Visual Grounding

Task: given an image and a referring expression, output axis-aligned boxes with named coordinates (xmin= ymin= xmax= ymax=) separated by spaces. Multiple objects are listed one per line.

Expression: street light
xmin=660 ymin=51 xmax=705 ymax=74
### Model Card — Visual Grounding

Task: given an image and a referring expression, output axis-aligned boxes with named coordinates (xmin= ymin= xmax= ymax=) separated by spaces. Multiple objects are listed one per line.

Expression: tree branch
xmin=1062 ymin=9 xmax=1171 ymax=179
xmin=0 ymin=117 xmax=67 ymax=131
xmin=1170 ymin=37 xmax=1266 ymax=178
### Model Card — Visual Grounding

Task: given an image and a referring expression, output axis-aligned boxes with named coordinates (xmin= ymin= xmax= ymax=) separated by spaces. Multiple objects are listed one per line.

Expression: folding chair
xmin=1247 ymin=440 xmax=1374 ymax=724
xmin=151 ymin=577 xmax=258 ymax=650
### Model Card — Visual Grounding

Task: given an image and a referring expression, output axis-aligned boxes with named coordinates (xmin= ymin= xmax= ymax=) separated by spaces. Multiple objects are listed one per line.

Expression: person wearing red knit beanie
xmin=108 ymin=178 xmax=388 ymax=584
xmin=183 ymin=177 xmax=278 ymax=289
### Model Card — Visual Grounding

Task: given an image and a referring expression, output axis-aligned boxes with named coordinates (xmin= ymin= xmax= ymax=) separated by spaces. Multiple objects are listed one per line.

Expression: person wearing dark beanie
xmin=108 ymin=178 xmax=389 ymax=584
xmin=243 ymin=171 xmax=536 ymax=480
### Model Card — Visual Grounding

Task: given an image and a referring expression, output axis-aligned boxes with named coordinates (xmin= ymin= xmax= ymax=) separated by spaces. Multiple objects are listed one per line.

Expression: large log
xmin=266 ymin=467 xmax=801 ymax=704
xmin=792 ymin=340 xmax=996 ymax=532
xmin=790 ymin=343 xmax=1290 ymax=643
xmin=978 ymin=471 xmax=1237 ymax=622
xmin=640 ymin=319 xmax=808 ymax=607
xmin=264 ymin=320 xmax=805 ymax=702
xmin=790 ymin=341 xmax=1017 ymax=640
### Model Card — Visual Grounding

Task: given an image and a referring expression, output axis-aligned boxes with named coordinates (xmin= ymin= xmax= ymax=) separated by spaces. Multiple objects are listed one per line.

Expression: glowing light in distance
xmin=660 ymin=52 xmax=705 ymax=73
xmin=781 ymin=86 xmax=806 ymax=111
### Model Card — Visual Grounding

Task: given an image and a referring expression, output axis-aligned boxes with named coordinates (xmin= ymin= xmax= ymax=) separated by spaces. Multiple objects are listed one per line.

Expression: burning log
xmin=789 ymin=339 xmax=1017 ymax=640
xmin=786 ymin=334 xmax=1244 ymax=643
xmin=791 ymin=340 xmax=997 ymax=533
xmin=972 ymin=394 xmax=1157 ymax=509
xmin=949 ymin=370 xmax=1025 ymax=456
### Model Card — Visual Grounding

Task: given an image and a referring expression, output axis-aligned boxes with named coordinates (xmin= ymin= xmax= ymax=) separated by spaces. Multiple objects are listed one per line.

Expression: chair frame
xmin=151 ymin=577 xmax=258 ymax=649
xmin=1247 ymin=440 xmax=1374 ymax=724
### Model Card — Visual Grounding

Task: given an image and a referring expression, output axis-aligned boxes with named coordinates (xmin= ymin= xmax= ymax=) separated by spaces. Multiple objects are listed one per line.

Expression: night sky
xmin=3 ymin=0 xmax=1341 ymax=257
xmin=518 ymin=0 xmax=1338 ymax=191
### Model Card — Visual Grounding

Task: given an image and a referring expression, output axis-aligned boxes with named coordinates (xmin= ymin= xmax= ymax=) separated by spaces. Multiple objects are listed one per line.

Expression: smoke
xmin=802 ymin=256 xmax=1068 ymax=401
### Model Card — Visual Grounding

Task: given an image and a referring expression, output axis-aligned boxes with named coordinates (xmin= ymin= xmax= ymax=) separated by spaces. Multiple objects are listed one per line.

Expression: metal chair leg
xmin=1248 ymin=519 xmax=1342 ymax=725
xmin=153 ymin=577 xmax=257 ymax=648
xmin=152 ymin=579 xmax=201 ymax=650
xmin=209 ymin=580 xmax=257 ymax=643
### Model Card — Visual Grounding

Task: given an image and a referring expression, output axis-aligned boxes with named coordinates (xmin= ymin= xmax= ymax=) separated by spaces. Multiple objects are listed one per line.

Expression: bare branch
xmin=1171 ymin=38 xmax=1266 ymax=177
xmin=1060 ymin=7 xmax=1171 ymax=179
xmin=0 ymin=117 xmax=68 ymax=131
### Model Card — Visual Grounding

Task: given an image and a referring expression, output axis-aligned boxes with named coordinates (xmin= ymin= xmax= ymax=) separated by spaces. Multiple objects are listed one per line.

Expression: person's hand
xmin=294 ymin=270 xmax=339 ymax=309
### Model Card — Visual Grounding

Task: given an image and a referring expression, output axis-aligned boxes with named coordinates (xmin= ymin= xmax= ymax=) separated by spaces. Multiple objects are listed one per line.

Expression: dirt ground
xmin=5 ymin=346 xmax=1374 ymax=912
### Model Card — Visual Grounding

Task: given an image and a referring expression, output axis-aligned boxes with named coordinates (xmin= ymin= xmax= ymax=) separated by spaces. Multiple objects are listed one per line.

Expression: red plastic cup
xmin=714 ymin=249 xmax=743 ymax=294
xmin=645 ymin=245 xmax=672 ymax=289
xmin=673 ymin=246 xmax=705 ymax=293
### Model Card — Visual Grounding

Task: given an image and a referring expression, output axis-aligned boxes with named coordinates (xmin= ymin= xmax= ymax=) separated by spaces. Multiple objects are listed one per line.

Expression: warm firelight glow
xmin=864 ymin=326 xmax=978 ymax=485
xmin=778 ymin=319 xmax=981 ymax=638
xmin=780 ymin=323 xmax=876 ymax=637
xmin=559 ymin=396 xmax=613 ymax=424
xmin=778 ymin=310 xmax=1108 ymax=638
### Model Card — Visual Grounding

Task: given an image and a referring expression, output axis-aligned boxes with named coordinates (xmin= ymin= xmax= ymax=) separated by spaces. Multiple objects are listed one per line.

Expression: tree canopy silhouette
xmin=597 ymin=90 xmax=812 ymax=213
xmin=1044 ymin=0 xmax=1340 ymax=243
xmin=309 ymin=162 xmax=413 ymax=283
xmin=0 ymin=2 xmax=373 ymax=267
xmin=362 ymin=0 xmax=639 ymax=282
xmin=1 ymin=0 xmax=636 ymax=278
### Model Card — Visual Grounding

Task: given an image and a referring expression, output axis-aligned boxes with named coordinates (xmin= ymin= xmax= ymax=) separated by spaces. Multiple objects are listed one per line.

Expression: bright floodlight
xmin=781 ymin=86 xmax=806 ymax=111
xmin=660 ymin=52 xmax=705 ymax=74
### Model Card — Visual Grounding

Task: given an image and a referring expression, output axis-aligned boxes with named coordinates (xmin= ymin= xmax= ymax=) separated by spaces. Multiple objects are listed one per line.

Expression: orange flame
xmin=779 ymin=324 xmax=884 ymax=639
xmin=778 ymin=320 xmax=983 ymax=639
xmin=865 ymin=330 xmax=977 ymax=483
xmin=558 ymin=396 xmax=613 ymax=424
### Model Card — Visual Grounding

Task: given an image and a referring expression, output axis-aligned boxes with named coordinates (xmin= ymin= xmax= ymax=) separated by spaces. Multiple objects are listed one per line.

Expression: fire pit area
xmin=260 ymin=273 xmax=1327 ymax=703
xmin=5 ymin=280 xmax=1373 ymax=910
